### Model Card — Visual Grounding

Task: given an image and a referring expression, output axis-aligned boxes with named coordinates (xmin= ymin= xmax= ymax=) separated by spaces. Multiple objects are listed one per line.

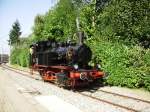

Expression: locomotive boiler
xmin=30 ymin=32 xmax=104 ymax=88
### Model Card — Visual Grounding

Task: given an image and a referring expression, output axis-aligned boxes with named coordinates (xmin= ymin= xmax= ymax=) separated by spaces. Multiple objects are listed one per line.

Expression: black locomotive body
xmin=32 ymin=39 xmax=92 ymax=69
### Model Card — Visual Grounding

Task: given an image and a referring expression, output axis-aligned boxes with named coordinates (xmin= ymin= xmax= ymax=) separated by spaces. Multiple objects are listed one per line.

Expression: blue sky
xmin=0 ymin=0 xmax=57 ymax=54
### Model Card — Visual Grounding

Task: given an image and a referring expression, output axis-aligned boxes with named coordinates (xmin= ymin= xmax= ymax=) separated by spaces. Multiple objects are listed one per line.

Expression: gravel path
xmin=1 ymin=67 xmax=150 ymax=112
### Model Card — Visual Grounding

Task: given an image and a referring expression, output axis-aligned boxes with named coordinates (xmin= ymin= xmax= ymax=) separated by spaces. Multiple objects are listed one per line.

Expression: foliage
xmin=10 ymin=48 xmax=20 ymax=65
xmin=80 ymin=1 xmax=96 ymax=37
xmin=33 ymin=0 xmax=77 ymax=41
xmin=87 ymin=39 xmax=150 ymax=90
xmin=33 ymin=15 xmax=45 ymax=40
xmin=96 ymin=0 xmax=150 ymax=46
xmin=9 ymin=20 xmax=21 ymax=45
xmin=10 ymin=47 xmax=29 ymax=67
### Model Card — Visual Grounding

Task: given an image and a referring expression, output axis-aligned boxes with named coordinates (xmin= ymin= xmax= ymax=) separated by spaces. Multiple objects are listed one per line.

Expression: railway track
xmin=2 ymin=64 xmax=40 ymax=80
xmin=2 ymin=64 xmax=38 ymax=75
xmin=77 ymin=90 xmax=150 ymax=112
xmin=97 ymin=89 xmax=150 ymax=104
xmin=1 ymin=64 xmax=150 ymax=112
xmin=78 ymin=92 xmax=138 ymax=112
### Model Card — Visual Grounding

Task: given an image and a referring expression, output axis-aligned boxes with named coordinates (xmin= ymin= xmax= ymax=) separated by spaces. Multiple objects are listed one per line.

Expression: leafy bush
xmin=18 ymin=48 xmax=29 ymax=67
xmin=96 ymin=0 xmax=150 ymax=45
xmin=10 ymin=48 xmax=20 ymax=65
xmin=87 ymin=39 xmax=150 ymax=91
xmin=10 ymin=47 xmax=29 ymax=67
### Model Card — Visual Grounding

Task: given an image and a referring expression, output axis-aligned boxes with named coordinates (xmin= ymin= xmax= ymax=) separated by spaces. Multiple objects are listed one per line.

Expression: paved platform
xmin=0 ymin=68 xmax=82 ymax=112
xmin=35 ymin=95 xmax=82 ymax=112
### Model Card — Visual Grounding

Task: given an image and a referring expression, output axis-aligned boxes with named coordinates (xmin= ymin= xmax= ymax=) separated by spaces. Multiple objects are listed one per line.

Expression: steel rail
xmin=78 ymin=92 xmax=139 ymax=112
xmin=1 ymin=65 xmax=40 ymax=80
xmin=98 ymin=89 xmax=150 ymax=104
xmin=3 ymin=64 xmax=38 ymax=75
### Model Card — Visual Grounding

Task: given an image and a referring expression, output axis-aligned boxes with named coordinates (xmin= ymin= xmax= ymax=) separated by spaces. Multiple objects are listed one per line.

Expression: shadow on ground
xmin=72 ymin=79 xmax=107 ymax=93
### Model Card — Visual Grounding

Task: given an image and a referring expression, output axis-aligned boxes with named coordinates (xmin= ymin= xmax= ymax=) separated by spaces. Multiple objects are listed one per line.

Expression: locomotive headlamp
xmin=96 ymin=64 xmax=101 ymax=70
xmin=97 ymin=64 xmax=101 ymax=69
xmin=73 ymin=64 xmax=78 ymax=70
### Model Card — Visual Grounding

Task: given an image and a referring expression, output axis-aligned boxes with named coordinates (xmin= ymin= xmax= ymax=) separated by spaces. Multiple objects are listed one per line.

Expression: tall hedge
xmin=87 ymin=39 xmax=150 ymax=91
xmin=10 ymin=47 xmax=29 ymax=67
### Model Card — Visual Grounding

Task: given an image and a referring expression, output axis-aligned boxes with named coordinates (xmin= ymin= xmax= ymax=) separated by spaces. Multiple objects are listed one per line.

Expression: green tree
xmin=33 ymin=14 xmax=45 ymax=40
xmin=9 ymin=20 xmax=21 ymax=45
xmin=42 ymin=0 xmax=77 ymax=41
xmin=96 ymin=0 xmax=150 ymax=45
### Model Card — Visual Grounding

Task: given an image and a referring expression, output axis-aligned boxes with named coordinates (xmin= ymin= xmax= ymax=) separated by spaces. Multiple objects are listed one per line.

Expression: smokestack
xmin=77 ymin=31 xmax=84 ymax=45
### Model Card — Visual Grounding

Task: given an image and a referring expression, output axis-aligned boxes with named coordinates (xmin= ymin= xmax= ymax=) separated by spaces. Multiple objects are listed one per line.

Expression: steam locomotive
xmin=30 ymin=32 xmax=104 ymax=88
